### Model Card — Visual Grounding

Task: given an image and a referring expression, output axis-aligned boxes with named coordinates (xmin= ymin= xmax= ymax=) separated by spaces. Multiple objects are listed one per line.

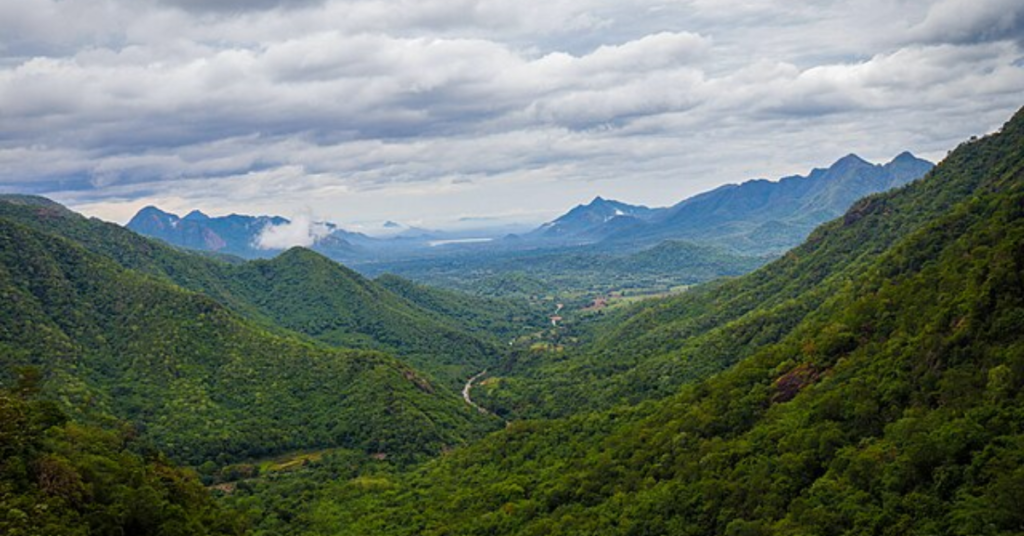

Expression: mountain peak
xmin=833 ymin=153 xmax=871 ymax=168
xmin=888 ymin=151 xmax=931 ymax=167
xmin=183 ymin=209 xmax=210 ymax=221
xmin=893 ymin=150 xmax=916 ymax=161
xmin=136 ymin=205 xmax=175 ymax=218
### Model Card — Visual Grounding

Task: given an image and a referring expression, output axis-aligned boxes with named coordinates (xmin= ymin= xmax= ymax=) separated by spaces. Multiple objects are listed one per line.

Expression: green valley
xmin=225 ymin=108 xmax=1024 ymax=535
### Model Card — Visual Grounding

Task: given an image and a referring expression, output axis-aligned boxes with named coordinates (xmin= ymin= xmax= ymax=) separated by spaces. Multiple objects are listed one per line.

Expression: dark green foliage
xmin=288 ymin=108 xmax=1024 ymax=535
xmin=0 ymin=378 xmax=246 ymax=536
xmin=374 ymin=274 xmax=546 ymax=342
xmin=219 ymin=248 xmax=508 ymax=385
xmin=0 ymin=198 xmax=543 ymax=385
xmin=471 ymin=113 xmax=1014 ymax=420
xmin=0 ymin=218 xmax=498 ymax=465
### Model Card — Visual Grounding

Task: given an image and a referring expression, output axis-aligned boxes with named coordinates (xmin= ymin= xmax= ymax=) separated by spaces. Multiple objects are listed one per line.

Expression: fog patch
xmin=254 ymin=214 xmax=332 ymax=249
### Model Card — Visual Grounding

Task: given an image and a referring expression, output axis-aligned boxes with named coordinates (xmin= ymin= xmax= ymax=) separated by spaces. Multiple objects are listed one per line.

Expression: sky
xmin=1 ymin=0 xmax=1023 ymax=230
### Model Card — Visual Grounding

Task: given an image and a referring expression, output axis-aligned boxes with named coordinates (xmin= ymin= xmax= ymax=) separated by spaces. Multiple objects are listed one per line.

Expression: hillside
xmin=0 ymin=216 xmax=499 ymax=466
xmin=524 ymin=153 xmax=932 ymax=255
xmin=0 ymin=197 xmax=543 ymax=385
xmin=470 ymin=151 xmax=952 ymax=418
xmin=0 ymin=378 xmax=246 ymax=535
xmin=276 ymin=108 xmax=1024 ymax=535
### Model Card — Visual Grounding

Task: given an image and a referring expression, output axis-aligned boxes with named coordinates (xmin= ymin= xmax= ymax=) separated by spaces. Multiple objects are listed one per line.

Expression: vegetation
xmin=0 ymin=217 xmax=499 ymax=466
xmin=0 ymin=371 xmax=246 ymax=535
xmin=228 ymin=108 xmax=1024 ymax=534
xmin=467 ymin=112 xmax=1021 ymax=421
xmin=0 ymin=197 xmax=548 ymax=386
xmin=359 ymin=239 xmax=766 ymax=299
xmin=1 ymin=107 xmax=1021 ymax=536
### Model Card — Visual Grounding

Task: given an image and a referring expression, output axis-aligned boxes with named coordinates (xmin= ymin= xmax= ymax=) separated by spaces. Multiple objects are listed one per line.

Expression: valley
xmin=2 ymin=115 xmax=1022 ymax=533
xmin=3 ymin=3 xmax=1022 ymax=534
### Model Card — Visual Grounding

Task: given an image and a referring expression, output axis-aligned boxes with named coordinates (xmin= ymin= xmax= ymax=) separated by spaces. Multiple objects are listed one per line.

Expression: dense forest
xmin=227 ymin=108 xmax=1024 ymax=534
xmin=1 ymin=106 xmax=1022 ymax=535
xmin=0 ymin=197 xmax=547 ymax=387
xmin=0 ymin=371 xmax=246 ymax=535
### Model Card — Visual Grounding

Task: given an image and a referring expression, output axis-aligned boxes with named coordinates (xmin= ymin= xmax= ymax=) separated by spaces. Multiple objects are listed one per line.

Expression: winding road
xmin=462 ymin=369 xmax=490 ymax=414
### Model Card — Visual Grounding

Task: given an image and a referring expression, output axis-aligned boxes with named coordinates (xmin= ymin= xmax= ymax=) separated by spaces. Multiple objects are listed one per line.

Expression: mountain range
xmin=126 ymin=152 xmax=932 ymax=265
xmin=2 ymin=106 xmax=1022 ymax=536
xmin=527 ymin=152 xmax=934 ymax=254
xmin=265 ymin=106 xmax=1024 ymax=536
xmin=127 ymin=206 xmax=374 ymax=259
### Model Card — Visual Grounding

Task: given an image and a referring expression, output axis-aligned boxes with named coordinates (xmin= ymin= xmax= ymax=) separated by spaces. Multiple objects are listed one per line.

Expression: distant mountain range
xmin=125 ymin=152 xmax=933 ymax=282
xmin=127 ymin=206 xmax=376 ymax=259
xmin=526 ymin=152 xmax=934 ymax=254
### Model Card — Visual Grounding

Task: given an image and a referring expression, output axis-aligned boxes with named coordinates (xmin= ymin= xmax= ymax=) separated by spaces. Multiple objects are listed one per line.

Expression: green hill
xmin=0 ymin=216 xmax=498 ymax=466
xmin=287 ymin=108 xmax=1024 ymax=535
xmin=472 ymin=113 xmax=1014 ymax=420
xmin=0 ymin=197 xmax=545 ymax=386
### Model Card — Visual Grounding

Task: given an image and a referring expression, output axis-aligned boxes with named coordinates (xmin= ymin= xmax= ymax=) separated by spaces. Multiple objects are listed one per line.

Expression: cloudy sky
xmin=1 ymin=0 xmax=1022 ymax=229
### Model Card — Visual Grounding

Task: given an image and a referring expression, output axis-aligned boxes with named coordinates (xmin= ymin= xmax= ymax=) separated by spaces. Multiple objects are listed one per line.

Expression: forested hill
xmin=469 ymin=117 xmax=1000 ymax=420
xmin=0 ymin=379 xmax=247 ymax=535
xmin=0 ymin=215 xmax=500 ymax=466
xmin=0 ymin=196 xmax=546 ymax=385
xmin=294 ymin=108 xmax=1024 ymax=535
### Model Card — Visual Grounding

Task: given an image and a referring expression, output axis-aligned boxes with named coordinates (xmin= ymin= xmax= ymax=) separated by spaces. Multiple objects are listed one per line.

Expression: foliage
xmin=0 ymin=197 xmax=546 ymax=386
xmin=0 ymin=376 xmax=246 ymax=536
xmin=279 ymin=108 xmax=1024 ymax=535
xmin=470 ymin=111 xmax=1020 ymax=420
xmin=0 ymin=218 xmax=499 ymax=465
xmin=359 ymin=239 xmax=766 ymax=300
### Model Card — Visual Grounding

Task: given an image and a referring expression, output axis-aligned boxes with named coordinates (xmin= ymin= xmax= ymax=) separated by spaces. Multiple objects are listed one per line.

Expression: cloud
xmin=0 ymin=0 xmax=1022 ymax=228
xmin=158 ymin=0 xmax=325 ymax=13
xmin=254 ymin=213 xmax=332 ymax=250
xmin=910 ymin=0 xmax=1024 ymax=45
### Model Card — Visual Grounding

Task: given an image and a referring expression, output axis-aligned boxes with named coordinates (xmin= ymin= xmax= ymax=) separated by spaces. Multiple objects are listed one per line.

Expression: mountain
xmin=527 ymin=196 xmax=656 ymax=242
xmin=0 ymin=213 xmax=498 ymax=466
xmin=0 ymin=197 xmax=542 ymax=386
xmin=127 ymin=206 xmax=371 ymax=259
xmin=284 ymin=109 xmax=1024 ymax=535
xmin=526 ymin=153 xmax=933 ymax=254
xmin=127 ymin=206 xmax=288 ymax=257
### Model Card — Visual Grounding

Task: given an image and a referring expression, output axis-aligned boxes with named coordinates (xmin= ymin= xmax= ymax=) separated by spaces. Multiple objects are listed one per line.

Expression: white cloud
xmin=0 ymin=0 xmax=1021 ymax=228
xmin=254 ymin=213 xmax=333 ymax=250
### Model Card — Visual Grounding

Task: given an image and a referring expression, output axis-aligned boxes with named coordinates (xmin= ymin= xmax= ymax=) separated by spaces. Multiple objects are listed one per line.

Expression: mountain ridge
xmin=290 ymin=106 xmax=1024 ymax=536
xmin=526 ymin=152 xmax=933 ymax=254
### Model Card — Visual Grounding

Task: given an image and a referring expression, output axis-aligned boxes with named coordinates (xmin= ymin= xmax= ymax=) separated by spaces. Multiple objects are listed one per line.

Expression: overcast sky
xmin=1 ymin=0 xmax=1022 ymax=229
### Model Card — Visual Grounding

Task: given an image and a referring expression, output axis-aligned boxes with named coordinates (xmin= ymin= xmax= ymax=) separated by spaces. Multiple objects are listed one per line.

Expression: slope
xmin=221 ymin=248 xmax=512 ymax=382
xmin=0 ymin=197 xmax=526 ymax=385
xmin=0 ymin=216 xmax=498 ymax=466
xmin=293 ymin=108 xmax=1024 ymax=535
xmin=0 ymin=379 xmax=246 ymax=536
xmin=597 ymin=152 xmax=932 ymax=254
xmin=526 ymin=196 xmax=656 ymax=242
xmin=473 ymin=149 xmax=955 ymax=418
